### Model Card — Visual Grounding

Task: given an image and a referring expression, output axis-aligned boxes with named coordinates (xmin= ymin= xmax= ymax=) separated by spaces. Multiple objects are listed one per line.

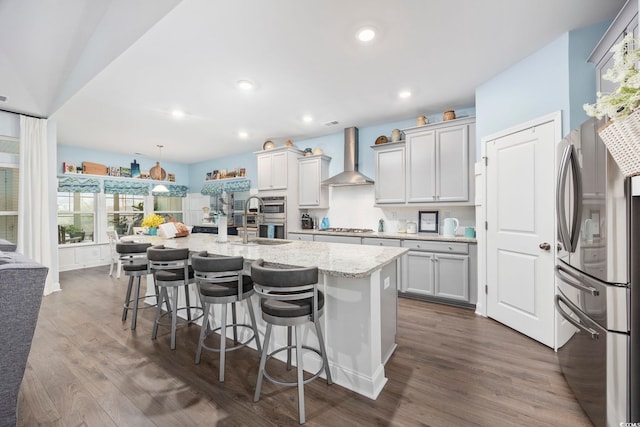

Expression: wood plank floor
xmin=17 ymin=266 xmax=592 ymax=426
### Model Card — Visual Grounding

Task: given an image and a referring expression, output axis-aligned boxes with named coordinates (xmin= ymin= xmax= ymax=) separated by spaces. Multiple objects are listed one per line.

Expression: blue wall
xmin=57 ymin=144 xmax=190 ymax=186
xmin=476 ymin=21 xmax=609 ymax=150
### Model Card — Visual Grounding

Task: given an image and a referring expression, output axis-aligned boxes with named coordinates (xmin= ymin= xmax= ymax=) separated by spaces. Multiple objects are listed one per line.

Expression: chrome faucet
xmin=243 ymin=195 xmax=264 ymax=244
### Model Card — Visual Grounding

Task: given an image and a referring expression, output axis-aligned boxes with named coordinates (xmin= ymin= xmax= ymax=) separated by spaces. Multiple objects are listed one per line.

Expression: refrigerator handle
xmin=555 ymin=264 xmax=600 ymax=296
xmin=556 ymin=145 xmax=572 ymax=251
xmin=568 ymin=145 xmax=583 ymax=252
xmin=555 ymin=294 xmax=600 ymax=340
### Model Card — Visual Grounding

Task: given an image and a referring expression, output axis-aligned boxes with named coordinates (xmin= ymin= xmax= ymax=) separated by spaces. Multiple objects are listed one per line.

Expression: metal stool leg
xmin=231 ymin=302 xmax=238 ymax=345
xmin=184 ymin=284 xmax=192 ymax=321
xmin=247 ymin=298 xmax=261 ymax=355
xmin=195 ymin=301 xmax=211 ymax=364
xmin=122 ymin=276 xmax=134 ymax=321
xmin=170 ymin=286 xmax=178 ymax=350
xmin=315 ymin=319 xmax=332 ymax=384
xmin=131 ymin=276 xmax=141 ymax=330
xmin=152 ymin=287 xmax=168 ymax=340
xmin=254 ymin=323 xmax=272 ymax=402
xmin=220 ymin=303 xmax=227 ymax=382
xmin=295 ymin=325 xmax=305 ymax=424
xmin=287 ymin=326 xmax=293 ymax=370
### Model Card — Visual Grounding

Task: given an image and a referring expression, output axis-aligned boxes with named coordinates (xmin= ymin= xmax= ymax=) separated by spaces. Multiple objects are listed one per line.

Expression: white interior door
xmin=486 ymin=119 xmax=556 ymax=347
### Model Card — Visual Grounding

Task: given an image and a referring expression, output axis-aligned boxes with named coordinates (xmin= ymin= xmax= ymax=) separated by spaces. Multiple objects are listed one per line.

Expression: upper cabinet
xmin=298 ymin=155 xmax=331 ymax=208
xmin=372 ymin=142 xmax=406 ymax=204
xmin=373 ymin=117 xmax=476 ymax=206
xmin=256 ymin=147 xmax=303 ymax=191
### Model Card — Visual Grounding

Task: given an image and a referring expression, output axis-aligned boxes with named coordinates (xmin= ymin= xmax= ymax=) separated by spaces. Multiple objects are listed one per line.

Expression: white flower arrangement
xmin=584 ymin=33 xmax=640 ymax=121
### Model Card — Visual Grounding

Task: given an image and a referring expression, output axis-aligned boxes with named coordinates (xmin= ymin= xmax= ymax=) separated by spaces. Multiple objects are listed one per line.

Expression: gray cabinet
xmin=313 ymin=234 xmax=362 ymax=245
xmin=404 ymin=118 xmax=474 ymax=203
xmin=256 ymin=147 xmax=303 ymax=191
xmin=362 ymin=237 xmax=401 ymax=247
xmin=402 ymin=240 xmax=471 ymax=303
xmin=298 ymin=155 xmax=330 ymax=208
xmin=372 ymin=142 xmax=406 ymax=204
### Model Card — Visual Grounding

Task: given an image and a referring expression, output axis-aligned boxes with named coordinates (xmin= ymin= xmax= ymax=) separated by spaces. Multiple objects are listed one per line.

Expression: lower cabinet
xmin=288 ymin=233 xmax=314 ymax=241
xmin=313 ymin=234 xmax=362 ymax=244
xmin=402 ymin=240 xmax=471 ymax=304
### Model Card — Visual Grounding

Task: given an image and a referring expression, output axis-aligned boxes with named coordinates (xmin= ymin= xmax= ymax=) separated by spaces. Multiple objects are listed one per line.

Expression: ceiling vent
xmin=324 ymin=120 xmax=339 ymax=126
xmin=0 ymin=95 xmax=7 ymax=102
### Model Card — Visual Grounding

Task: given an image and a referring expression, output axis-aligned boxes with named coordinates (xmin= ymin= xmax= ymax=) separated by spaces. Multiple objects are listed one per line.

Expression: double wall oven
xmin=257 ymin=196 xmax=286 ymax=239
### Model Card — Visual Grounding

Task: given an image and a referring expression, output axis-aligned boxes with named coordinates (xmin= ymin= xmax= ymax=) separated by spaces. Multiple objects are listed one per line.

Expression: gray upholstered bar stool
xmin=251 ymin=259 xmax=332 ymax=424
xmin=147 ymin=245 xmax=202 ymax=350
xmin=191 ymin=252 xmax=262 ymax=382
xmin=116 ymin=241 xmax=154 ymax=330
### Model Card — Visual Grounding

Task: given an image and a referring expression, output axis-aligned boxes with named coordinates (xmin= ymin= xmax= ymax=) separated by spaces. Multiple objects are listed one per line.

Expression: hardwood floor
xmin=17 ymin=266 xmax=592 ymax=426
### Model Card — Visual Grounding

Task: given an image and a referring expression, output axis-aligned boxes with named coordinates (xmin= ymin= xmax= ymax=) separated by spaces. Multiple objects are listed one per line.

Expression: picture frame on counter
xmin=418 ymin=210 xmax=439 ymax=233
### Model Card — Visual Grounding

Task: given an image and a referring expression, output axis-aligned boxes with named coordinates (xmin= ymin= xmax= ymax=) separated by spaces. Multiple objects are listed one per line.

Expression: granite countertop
xmin=122 ymin=234 xmax=407 ymax=279
xmin=288 ymin=229 xmax=477 ymax=243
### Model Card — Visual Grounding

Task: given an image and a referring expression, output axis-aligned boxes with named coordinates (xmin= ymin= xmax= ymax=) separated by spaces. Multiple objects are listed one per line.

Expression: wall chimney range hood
xmin=322 ymin=127 xmax=374 ymax=186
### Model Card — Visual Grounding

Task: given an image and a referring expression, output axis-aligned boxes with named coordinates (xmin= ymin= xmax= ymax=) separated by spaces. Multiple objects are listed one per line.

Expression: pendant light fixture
xmin=151 ymin=144 xmax=169 ymax=193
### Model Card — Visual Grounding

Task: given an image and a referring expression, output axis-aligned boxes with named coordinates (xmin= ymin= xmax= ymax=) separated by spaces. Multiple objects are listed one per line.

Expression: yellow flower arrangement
xmin=141 ymin=213 xmax=165 ymax=228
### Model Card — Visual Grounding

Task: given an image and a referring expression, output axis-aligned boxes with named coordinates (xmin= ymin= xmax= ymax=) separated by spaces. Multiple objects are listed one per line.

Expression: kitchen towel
xmin=267 ymin=223 xmax=275 ymax=239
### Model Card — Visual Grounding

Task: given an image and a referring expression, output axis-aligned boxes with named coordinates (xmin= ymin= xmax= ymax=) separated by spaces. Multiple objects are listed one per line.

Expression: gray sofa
xmin=0 ymin=244 xmax=48 ymax=427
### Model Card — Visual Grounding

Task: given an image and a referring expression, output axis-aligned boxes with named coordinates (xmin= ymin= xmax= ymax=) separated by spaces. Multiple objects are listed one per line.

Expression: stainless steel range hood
xmin=322 ymin=127 xmax=374 ymax=186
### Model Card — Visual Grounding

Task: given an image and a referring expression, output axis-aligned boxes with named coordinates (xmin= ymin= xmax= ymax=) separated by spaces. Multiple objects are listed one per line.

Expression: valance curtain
xmin=18 ymin=115 xmax=59 ymax=295
xmin=152 ymin=184 xmax=188 ymax=197
xmin=104 ymin=180 xmax=150 ymax=196
xmin=57 ymin=176 xmax=101 ymax=193
xmin=201 ymin=178 xmax=250 ymax=196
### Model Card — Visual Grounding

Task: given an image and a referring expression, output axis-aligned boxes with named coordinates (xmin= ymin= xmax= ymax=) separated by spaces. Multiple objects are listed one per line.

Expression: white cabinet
xmin=404 ymin=118 xmax=474 ymax=203
xmin=288 ymin=233 xmax=314 ymax=241
xmin=401 ymin=240 xmax=471 ymax=303
xmin=313 ymin=234 xmax=362 ymax=244
xmin=257 ymin=150 xmax=287 ymax=190
xmin=298 ymin=155 xmax=331 ymax=208
xmin=372 ymin=142 xmax=406 ymax=204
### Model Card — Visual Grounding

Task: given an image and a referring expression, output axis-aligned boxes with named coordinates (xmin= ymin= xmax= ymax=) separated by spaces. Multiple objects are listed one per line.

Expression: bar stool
xmin=147 ymin=245 xmax=201 ymax=350
xmin=117 ymin=241 xmax=153 ymax=330
xmin=251 ymin=259 xmax=332 ymax=424
xmin=191 ymin=252 xmax=262 ymax=382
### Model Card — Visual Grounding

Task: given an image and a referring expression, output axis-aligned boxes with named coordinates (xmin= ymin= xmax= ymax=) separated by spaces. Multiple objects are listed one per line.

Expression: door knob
xmin=539 ymin=242 xmax=551 ymax=251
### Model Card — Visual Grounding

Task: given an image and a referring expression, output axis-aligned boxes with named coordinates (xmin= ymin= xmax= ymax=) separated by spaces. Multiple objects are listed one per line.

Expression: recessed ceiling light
xmin=236 ymin=80 xmax=255 ymax=91
xmin=238 ymin=131 xmax=249 ymax=139
xmin=356 ymin=27 xmax=376 ymax=43
xmin=302 ymin=115 xmax=313 ymax=123
xmin=171 ymin=109 xmax=185 ymax=119
xmin=398 ymin=90 xmax=412 ymax=99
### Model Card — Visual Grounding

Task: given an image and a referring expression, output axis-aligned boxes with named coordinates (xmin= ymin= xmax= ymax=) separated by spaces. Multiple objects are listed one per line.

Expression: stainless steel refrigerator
xmin=555 ymin=117 xmax=639 ymax=426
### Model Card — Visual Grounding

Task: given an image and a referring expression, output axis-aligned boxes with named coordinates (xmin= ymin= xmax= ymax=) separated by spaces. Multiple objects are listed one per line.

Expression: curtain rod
xmin=0 ymin=108 xmax=47 ymax=120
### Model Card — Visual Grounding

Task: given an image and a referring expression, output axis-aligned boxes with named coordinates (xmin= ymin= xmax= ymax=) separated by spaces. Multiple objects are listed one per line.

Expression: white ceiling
xmin=0 ymin=0 xmax=625 ymax=163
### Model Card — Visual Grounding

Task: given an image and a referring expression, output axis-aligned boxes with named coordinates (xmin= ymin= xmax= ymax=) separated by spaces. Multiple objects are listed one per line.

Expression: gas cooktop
xmin=319 ymin=228 xmax=374 ymax=233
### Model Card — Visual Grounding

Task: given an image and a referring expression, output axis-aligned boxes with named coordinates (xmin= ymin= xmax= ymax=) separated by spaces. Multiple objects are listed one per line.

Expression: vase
xmin=148 ymin=227 xmax=157 ymax=236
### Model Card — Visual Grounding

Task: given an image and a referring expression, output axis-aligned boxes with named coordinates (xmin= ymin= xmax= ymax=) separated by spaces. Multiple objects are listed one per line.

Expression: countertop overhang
xmin=123 ymin=234 xmax=406 ymax=279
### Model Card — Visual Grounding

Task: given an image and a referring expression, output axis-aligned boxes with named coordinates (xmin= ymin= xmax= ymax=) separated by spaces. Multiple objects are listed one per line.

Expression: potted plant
xmin=141 ymin=213 xmax=165 ymax=235
xmin=65 ymin=225 xmax=85 ymax=241
xmin=584 ymin=33 xmax=640 ymax=177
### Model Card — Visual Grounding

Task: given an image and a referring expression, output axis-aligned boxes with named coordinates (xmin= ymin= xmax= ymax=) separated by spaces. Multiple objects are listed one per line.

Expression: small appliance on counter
xmin=442 ymin=218 xmax=459 ymax=237
xmin=301 ymin=214 xmax=314 ymax=230
xmin=397 ymin=219 xmax=407 ymax=233
xmin=406 ymin=221 xmax=417 ymax=234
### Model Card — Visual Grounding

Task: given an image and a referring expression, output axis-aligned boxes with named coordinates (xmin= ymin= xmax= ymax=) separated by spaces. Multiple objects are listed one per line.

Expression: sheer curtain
xmin=18 ymin=116 xmax=59 ymax=295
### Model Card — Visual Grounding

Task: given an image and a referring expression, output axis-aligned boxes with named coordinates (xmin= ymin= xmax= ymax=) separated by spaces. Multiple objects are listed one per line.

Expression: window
xmin=106 ymin=194 xmax=144 ymax=236
xmin=0 ymin=137 xmax=19 ymax=243
xmin=154 ymin=195 xmax=183 ymax=223
xmin=57 ymin=192 xmax=96 ymax=244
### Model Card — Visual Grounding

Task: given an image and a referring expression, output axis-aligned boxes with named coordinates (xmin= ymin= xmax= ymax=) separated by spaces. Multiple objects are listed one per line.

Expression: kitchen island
xmin=127 ymin=233 xmax=407 ymax=399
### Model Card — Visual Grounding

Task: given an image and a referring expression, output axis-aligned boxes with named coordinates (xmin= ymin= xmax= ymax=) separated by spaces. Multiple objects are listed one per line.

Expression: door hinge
xmin=483 ymin=156 xmax=488 ymax=166
xmin=485 ymin=221 xmax=488 ymax=230
xmin=485 ymin=284 xmax=488 ymax=294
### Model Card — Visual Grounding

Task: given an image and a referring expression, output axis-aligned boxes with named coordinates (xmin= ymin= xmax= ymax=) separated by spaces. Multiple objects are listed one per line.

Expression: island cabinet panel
xmin=373 ymin=143 xmax=406 ymax=204
xmin=298 ymin=155 xmax=330 ymax=208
